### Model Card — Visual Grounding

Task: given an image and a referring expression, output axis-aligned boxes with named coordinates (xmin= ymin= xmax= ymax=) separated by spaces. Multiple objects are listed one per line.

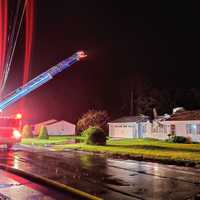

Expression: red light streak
xmin=23 ymin=0 xmax=34 ymax=85
xmin=0 ymin=0 xmax=8 ymax=90
xmin=21 ymin=0 xmax=34 ymax=111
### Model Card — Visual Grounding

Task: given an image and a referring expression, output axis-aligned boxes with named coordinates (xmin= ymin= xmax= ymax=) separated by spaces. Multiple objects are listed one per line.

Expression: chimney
xmin=153 ymin=108 xmax=158 ymax=119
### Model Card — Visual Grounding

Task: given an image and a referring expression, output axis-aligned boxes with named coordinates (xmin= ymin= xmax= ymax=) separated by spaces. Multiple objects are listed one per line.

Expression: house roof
xmin=47 ymin=120 xmax=75 ymax=127
xmin=167 ymin=110 xmax=200 ymax=121
xmin=109 ymin=115 xmax=149 ymax=123
xmin=35 ymin=119 xmax=58 ymax=126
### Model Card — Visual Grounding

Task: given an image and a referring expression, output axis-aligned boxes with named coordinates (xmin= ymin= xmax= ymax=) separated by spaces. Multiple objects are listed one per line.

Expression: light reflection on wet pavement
xmin=0 ymin=169 xmax=74 ymax=200
xmin=0 ymin=146 xmax=200 ymax=200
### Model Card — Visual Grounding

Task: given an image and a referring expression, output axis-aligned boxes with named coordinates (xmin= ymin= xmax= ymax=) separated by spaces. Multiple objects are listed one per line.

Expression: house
xmin=109 ymin=108 xmax=200 ymax=142
xmin=34 ymin=119 xmax=75 ymax=136
xmin=108 ymin=115 xmax=151 ymax=138
xmin=150 ymin=110 xmax=200 ymax=142
xmin=34 ymin=119 xmax=57 ymax=128
xmin=34 ymin=119 xmax=58 ymax=135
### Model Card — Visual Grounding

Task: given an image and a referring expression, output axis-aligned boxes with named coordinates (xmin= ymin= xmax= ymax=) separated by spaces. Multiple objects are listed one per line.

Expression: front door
xmin=171 ymin=124 xmax=176 ymax=136
xmin=138 ymin=123 xmax=142 ymax=138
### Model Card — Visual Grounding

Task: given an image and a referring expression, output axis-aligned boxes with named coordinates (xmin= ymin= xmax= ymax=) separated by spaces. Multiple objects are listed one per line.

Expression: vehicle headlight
xmin=13 ymin=130 xmax=21 ymax=139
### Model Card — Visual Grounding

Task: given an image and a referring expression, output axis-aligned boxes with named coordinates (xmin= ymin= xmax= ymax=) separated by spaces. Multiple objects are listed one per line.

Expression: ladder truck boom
xmin=0 ymin=51 xmax=87 ymax=111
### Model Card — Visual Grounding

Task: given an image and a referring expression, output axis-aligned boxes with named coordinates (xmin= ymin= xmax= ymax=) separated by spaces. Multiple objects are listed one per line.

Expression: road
xmin=0 ymin=145 xmax=200 ymax=200
xmin=0 ymin=168 xmax=76 ymax=200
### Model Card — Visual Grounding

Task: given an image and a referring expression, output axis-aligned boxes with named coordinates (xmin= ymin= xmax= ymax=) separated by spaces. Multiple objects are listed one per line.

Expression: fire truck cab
xmin=0 ymin=113 xmax=22 ymax=149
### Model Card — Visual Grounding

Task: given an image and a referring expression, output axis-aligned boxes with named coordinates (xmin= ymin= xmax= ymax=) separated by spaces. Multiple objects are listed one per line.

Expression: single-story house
xmin=149 ymin=110 xmax=200 ymax=142
xmin=34 ymin=119 xmax=75 ymax=136
xmin=34 ymin=119 xmax=57 ymax=135
xmin=108 ymin=115 xmax=151 ymax=138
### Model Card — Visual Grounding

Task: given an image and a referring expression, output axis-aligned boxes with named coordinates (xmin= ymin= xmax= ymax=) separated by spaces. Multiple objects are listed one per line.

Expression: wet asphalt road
xmin=0 ymin=168 xmax=76 ymax=200
xmin=0 ymin=146 xmax=200 ymax=200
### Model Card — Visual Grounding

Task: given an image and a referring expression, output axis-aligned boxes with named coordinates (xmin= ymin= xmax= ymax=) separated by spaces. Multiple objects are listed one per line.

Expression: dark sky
xmin=4 ymin=1 xmax=200 ymax=123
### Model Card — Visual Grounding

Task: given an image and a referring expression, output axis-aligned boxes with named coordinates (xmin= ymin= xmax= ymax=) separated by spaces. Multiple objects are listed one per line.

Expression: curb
xmin=0 ymin=164 xmax=102 ymax=200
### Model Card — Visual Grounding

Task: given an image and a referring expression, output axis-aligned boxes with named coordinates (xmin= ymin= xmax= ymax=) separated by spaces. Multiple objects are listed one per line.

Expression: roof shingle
xmin=167 ymin=110 xmax=200 ymax=121
xmin=110 ymin=115 xmax=149 ymax=123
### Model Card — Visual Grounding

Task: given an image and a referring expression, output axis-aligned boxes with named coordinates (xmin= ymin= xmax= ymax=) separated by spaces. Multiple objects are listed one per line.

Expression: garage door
xmin=113 ymin=127 xmax=134 ymax=138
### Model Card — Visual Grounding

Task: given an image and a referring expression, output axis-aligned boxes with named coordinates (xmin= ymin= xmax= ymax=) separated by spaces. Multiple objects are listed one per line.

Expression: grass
xmin=21 ymin=136 xmax=74 ymax=146
xmin=53 ymin=138 xmax=200 ymax=165
xmin=21 ymin=136 xmax=200 ymax=165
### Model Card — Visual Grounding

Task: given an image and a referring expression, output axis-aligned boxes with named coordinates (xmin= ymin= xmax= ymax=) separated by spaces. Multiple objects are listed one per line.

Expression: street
xmin=0 ymin=168 xmax=77 ymax=200
xmin=0 ymin=146 xmax=200 ymax=200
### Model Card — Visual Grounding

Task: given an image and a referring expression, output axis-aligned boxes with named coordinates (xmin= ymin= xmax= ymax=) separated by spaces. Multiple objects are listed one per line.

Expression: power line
xmin=0 ymin=0 xmax=28 ymax=96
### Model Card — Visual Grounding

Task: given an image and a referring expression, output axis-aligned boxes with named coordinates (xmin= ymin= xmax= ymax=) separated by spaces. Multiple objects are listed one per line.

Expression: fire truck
xmin=0 ymin=51 xmax=86 ymax=149
xmin=0 ymin=113 xmax=22 ymax=148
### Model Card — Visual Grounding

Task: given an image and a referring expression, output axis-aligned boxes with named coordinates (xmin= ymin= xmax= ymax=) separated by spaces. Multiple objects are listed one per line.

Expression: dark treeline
xmin=104 ymin=74 xmax=200 ymax=119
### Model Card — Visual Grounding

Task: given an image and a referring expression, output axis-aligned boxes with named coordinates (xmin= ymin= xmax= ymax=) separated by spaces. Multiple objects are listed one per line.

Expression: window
xmin=158 ymin=124 xmax=164 ymax=133
xmin=197 ymin=125 xmax=200 ymax=135
xmin=144 ymin=124 xmax=147 ymax=133
xmin=186 ymin=124 xmax=200 ymax=135
xmin=171 ymin=125 xmax=175 ymax=135
xmin=115 ymin=125 xmax=122 ymax=128
xmin=164 ymin=125 xmax=168 ymax=134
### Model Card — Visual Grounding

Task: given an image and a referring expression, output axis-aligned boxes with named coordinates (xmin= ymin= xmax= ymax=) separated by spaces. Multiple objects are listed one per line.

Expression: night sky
xmin=3 ymin=1 xmax=200 ymax=123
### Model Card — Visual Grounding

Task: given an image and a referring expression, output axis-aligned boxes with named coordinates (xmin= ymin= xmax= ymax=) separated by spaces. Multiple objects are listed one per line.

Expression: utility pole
xmin=130 ymin=89 xmax=134 ymax=116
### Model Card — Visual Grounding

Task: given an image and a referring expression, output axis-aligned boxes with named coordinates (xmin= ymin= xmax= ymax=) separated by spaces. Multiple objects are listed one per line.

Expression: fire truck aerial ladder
xmin=0 ymin=51 xmax=87 ymax=112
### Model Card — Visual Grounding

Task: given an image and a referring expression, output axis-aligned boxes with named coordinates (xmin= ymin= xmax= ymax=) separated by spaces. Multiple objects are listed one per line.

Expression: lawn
xmin=53 ymin=138 xmax=200 ymax=165
xmin=21 ymin=136 xmax=200 ymax=165
xmin=21 ymin=136 xmax=75 ymax=146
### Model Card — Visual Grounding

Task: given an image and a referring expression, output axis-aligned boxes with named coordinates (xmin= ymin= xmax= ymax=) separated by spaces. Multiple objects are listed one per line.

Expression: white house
xmin=108 ymin=115 xmax=151 ymax=138
xmin=147 ymin=110 xmax=200 ymax=142
xmin=34 ymin=119 xmax=57 ymax=127
xmin=34 ymin=119 xmax=75 ymax=136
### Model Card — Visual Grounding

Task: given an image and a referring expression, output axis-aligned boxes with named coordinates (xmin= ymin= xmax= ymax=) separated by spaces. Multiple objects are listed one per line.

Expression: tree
xmin=22 ymin=124 xmax=33 ymax=138
xmin=77 ymin=110 xmax=110 ymax=134
xmin=185 ymin=88 xmax=200 ymax=109
xmin=118 ymin=72 xmax=153 ymax=116
xmin=135 ymin=95 xmax=158 ymax=117
xmin=38 ymin=126 xmax=49 ymax=139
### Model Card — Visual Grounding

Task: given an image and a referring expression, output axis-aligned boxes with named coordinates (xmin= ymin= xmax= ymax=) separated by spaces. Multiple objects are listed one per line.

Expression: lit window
xmin=186 ymin=124 xmax=200 ymax=135
xmin=197 ymin=125 xmax=200 ymax=135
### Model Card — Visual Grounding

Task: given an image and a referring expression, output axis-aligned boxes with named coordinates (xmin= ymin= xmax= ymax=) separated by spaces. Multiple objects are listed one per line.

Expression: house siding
xmin=109 ymin=121 xmax=151 ymax=139
xmin=147 ymin=120 xmax=200 ymax=142
xmin=162 ymin=120 xmax=200 ymax=142
xmin=109 ymin=122 xmax=138 ymax=138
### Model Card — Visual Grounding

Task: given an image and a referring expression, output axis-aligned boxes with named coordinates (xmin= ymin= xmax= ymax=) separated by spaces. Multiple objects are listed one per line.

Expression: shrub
xmin=81 ymin=129 xmax=88 ymax=137
xmin=38 ymin=126 xmax=49 ymax=139
xmin=85 ymin=127 xmax=107 ymax=145
xmin=81 ymin=127 xmax=95 ymax=137
xmin=22 ymin=125 xmax=33 ymax=138
xmin=77 ymin=110 xmax=110 ymax=134
xmin=34 ymin=125 xmax=41 ymax=136
xmin=170 ymin=136 xmax=189 ymax=143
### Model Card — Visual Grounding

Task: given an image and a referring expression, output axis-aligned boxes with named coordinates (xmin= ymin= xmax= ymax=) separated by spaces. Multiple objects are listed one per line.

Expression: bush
xmin=81 ymin=127 xmax=96 ymax=137
xmin=34 ymin=125 xmax=41 ymax=136
xmin=38 ymin=126 xmax=49 ymax=139
xmin=22 ymin=125 xmax=33 ymax=138
xmin=81 ymin=128 xmax=90 ymax=137
xmin=77 ymin=110 xmax=110 ymax=134
xmin=170 ymin=136 xmax=189 ymax=143
xmin=85 ymin=127 xmax=107 ymax=145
